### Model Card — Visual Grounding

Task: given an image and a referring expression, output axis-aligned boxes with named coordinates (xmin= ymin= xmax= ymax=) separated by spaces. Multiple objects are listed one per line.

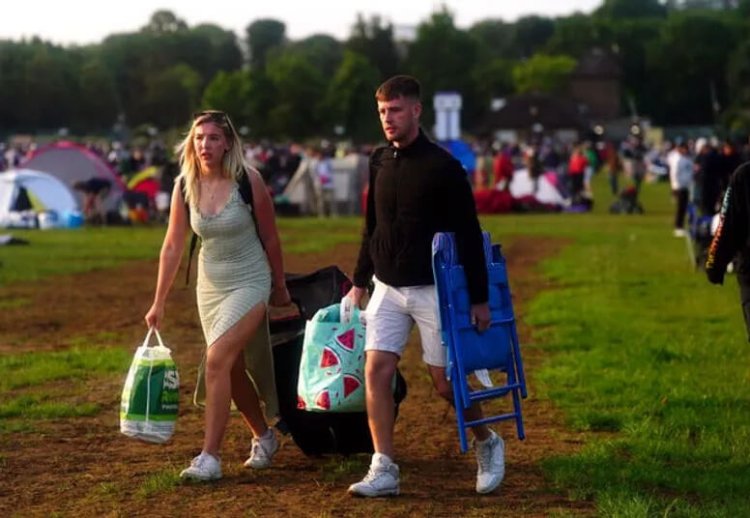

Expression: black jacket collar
xmin=389 ymin=129 xmax=430 ymax=157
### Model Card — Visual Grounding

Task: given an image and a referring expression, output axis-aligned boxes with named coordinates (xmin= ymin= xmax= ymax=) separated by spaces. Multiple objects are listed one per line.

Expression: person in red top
xmin=492 ymin=143 xmax=514 ymax=191
xmin=567 ymin=145 xmax=589 ymax=202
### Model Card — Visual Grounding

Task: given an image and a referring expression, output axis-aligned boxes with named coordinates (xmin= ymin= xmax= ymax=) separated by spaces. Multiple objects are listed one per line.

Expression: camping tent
xmin=127 ymin=166 xmax=161 ymax=201
xmin=0 ymin=169 xmax=79 ymax=228
xmin=509 ymin=169 xmax=566 ymax=208
xmin=282 ymin=155 xmax=368 ymax=216
xmin=22 ymin=141 xmax=125 ymax=211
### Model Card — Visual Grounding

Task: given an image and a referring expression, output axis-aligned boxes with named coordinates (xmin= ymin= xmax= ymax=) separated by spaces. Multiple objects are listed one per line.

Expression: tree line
xmin=2 ymin=0 xmax=750 ymax=143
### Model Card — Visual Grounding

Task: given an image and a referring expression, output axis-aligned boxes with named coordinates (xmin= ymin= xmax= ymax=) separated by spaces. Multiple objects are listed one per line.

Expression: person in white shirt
xmin=668 ymin=141 xmax=694 ymax=237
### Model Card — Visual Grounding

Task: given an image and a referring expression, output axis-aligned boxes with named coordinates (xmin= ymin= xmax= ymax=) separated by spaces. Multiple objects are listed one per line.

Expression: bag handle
xmin=339 ymin=297 xmax=365 ymax=325
xmin=142 ymin=327 xmax=166 ymax=348
xmin=340 ymin=296 xmax=353 ymax=324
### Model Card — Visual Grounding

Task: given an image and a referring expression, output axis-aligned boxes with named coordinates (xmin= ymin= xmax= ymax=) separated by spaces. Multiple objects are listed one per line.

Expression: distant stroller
xmin=609 ymin=185 xmax=644 ymax=214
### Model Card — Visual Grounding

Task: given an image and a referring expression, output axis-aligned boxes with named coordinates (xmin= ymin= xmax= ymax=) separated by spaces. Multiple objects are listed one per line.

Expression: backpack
xmin=180 ymin=171 xmax=264 ymax=284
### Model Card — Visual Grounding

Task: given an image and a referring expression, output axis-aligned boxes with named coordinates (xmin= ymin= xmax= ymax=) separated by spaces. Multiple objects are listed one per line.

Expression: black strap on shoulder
xmin=182 ymin=171 xmax=265 ymax=285
xmin=240 ymin=170 xmax=266 ymax=253
xmin=180 ymin=177 xmax=198 ymax=285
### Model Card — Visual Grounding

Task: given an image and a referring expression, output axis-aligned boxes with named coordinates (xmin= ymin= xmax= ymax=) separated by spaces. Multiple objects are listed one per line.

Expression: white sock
xmin=372 ymin=452 xmax=393 ymax=466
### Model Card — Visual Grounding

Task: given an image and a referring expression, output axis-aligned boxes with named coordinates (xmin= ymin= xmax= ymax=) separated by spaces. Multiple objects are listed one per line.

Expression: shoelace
xmin=477 ymin=439 xmax=494 ymax=472
xmin=192 ymin=454 xmax=210 ymax=469
xmin=362 ymin=466 xmax=381 ymax=483
xmin=362 ymin=464 xmax=391 ymax=484
xmin=251 ymin=439 xmax=269 ymax=459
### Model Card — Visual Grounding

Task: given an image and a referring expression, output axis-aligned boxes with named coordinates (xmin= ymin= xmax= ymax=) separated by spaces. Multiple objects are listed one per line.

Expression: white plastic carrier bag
xmin=119 ymin=328 xmax=179 ymax=443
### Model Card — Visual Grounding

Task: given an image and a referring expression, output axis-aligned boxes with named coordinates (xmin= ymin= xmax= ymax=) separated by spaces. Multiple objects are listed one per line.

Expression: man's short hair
xmin=375 ymin=75 xmax=421 ymax=102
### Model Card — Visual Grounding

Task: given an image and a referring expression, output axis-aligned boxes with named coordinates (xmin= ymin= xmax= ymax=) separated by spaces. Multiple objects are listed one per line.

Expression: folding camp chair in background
xmin=432 ymin=232 xmax=527 ymax=453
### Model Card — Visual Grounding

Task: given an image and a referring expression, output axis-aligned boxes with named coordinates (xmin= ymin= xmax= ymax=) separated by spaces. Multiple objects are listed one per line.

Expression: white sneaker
xmin=180 ymin=451 xmax=222 ymax=481
xmin=475 ymin=431 xmax=505 ymax=494
xmin=673 ymin=228 xmax=687 ymax=238
xmin=348 ymin=453 xmax=400 ymax=497
xmin=244 ymin=429 xmax=279 ymax=469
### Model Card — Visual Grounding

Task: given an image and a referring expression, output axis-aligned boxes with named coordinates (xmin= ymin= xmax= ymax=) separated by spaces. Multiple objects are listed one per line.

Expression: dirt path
xmin=0 ymin=237 xmax=593 ymax=517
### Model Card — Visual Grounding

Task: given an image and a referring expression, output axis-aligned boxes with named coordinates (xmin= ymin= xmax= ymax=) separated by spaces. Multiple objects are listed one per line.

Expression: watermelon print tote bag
xmin=297 ymin=302 xmax=366 ymax=412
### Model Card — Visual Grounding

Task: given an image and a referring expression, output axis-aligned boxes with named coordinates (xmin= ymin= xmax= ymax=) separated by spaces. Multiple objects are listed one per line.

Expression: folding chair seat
xmin=432 ymin=232 xmax=527 ymax=452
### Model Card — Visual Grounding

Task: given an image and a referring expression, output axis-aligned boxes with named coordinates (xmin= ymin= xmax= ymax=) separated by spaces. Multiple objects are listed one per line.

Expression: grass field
xmin=1 ymin=173 xmax=748 ymax=516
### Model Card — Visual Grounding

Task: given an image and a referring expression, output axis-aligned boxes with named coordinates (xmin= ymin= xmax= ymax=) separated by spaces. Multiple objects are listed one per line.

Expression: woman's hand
xmin=144 ymin=302 xmax=165 ymax=330
xmin=269 ymin=284 xmax=291 ymax=307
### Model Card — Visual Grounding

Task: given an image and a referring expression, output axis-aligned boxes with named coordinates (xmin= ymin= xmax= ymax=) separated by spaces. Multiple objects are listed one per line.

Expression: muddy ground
xmin=0 ymin=236 xmax=593 ymax=517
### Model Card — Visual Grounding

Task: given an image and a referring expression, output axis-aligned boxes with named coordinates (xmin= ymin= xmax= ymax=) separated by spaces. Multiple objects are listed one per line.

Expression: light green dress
xmin=190 ymin=184 xmax=279 ymax=421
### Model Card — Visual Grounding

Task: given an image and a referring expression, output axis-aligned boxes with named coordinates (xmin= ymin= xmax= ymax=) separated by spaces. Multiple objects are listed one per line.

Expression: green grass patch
xmin=0 ymin=227 xmax=166 ymax=284
xmin=0 ymin=345 xmax=131 ymax=391
xmin=0 ymin=296 xmax=31 ymax=309
xmin=318 ymin=455 xmax=368 ymax=483
xmin=479 ymin=175 xmax=750 ymax=515
xmin=137 ymin=467 xmax=181 ymax=498
xmin=0 ymin=218 xmax=363 ymax=285
xmin=0 ymin=394 xmax=99 ymax=419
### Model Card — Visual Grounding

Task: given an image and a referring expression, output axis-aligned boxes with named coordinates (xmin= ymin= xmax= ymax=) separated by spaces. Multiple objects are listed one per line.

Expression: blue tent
xmin=439 ymin=139 xmax=476 ymax=175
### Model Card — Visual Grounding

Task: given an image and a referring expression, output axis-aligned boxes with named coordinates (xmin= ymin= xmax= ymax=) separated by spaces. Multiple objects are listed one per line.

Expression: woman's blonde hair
xmin=175 ymin=110 xmax=247 ymax=207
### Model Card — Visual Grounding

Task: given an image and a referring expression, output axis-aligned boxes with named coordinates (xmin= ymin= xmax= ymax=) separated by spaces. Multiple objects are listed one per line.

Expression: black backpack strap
xmin=240 ymin=169 xmax=266 ymax=252
xmin=180 ymin=176 xmax=198 ymax=285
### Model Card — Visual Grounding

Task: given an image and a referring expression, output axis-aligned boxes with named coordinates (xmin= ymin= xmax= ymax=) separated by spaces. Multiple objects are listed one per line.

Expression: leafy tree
xmin=246 ymin=19 xmax=286 ymax=71
xmin=511 ymin=16 xmax=556 ymax=58
xmin=265 ymin=49 xmax=327 ymax=139
xmin=546 ymin=14 xmax=610 ymax=58
xmin=141 ymin=10 xmax=188 ymax=34
xmin=346 ymin=15 xmax=401 ymax=80
xmin=512 ymin=54 xmax=577 ymax=94
xmin=20 ymin=41 xmax=78 ymax=131
xmin=140 ymin=64 xmax=202 ymax=129
xmin=191 ymin=24 xmax=244 ymax=76
xmin=75 ymin=57 xmax=119 ymax=132
xmin=609 ymin=19 xmax=662 ymax=117
xmin=288 ymin=34 xmax=344 ymax=80
xmin=472 ymin=58 xmax=515 ymax=111
xmin=644 ymin=12 xmax=741 ymax=123
xmin=469 ymin=19 xmax=515 ymax=60
xmin=405 ymin=8 xmax=481 ymax=131
xmin=324 ymin=50 xmax=381 ymax=142
xmin=201 ymin=70 xmax=252 ymax=125
xmin=596 ymin=0 xmax=669 ymax=18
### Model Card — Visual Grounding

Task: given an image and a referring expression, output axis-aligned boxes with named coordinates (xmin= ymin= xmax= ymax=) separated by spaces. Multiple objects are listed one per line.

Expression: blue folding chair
xmin=432 ymin=232 xmax=527 ymax=452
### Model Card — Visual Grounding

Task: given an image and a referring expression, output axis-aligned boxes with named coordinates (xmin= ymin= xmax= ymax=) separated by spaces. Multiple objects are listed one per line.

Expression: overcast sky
xmin=3 ymin=0 xmax=602 ymax=46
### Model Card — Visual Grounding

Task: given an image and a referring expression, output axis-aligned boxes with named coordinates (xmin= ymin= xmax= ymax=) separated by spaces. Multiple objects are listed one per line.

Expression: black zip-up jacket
xmin=706 ymin=161 xmax=750 ymax=285
xmin=353 ymin=130 xmax=488 ymax=304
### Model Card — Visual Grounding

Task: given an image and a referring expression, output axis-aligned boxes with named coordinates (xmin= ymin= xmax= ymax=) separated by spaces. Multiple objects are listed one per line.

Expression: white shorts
xmin=364 ymin=277 xmax=445 ymax=367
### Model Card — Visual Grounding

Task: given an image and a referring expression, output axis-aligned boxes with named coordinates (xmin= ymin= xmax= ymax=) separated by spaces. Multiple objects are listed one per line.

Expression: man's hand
xmin=706 ymin=267 xmax=724 ymax=285
xmin=346 ymin=285 xmax=367 ymax=309
xmin=470 ymin=303 xmax=491 ymax=333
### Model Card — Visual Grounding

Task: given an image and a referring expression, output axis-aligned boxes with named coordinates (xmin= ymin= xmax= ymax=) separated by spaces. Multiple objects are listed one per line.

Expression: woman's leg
xmin=203 ymin=303 xmax=267 ymax=457
xmin=231 ymin=349 xmax=268 ymax=437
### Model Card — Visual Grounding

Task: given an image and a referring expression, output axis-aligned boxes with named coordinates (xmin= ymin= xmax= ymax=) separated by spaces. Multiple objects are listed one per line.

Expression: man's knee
xmin=365 ymin=351 xmax=398 ymax=389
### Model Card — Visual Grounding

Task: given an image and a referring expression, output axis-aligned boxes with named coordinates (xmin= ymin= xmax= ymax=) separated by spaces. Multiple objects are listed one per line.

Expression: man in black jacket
xmin=706 ymin=161 xmax=750 ymax=340
xmin=346 ymin=75 xmax=505 ymax=497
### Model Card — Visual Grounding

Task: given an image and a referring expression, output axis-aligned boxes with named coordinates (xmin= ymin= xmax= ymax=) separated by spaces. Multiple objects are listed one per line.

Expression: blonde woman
xmin=145 ymin=110 xmax=290 ymax=481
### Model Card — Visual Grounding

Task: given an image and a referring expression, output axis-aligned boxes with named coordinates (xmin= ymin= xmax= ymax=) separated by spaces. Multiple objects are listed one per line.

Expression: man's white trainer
xmin=475 ymin=430 xmax=505 ymax=494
